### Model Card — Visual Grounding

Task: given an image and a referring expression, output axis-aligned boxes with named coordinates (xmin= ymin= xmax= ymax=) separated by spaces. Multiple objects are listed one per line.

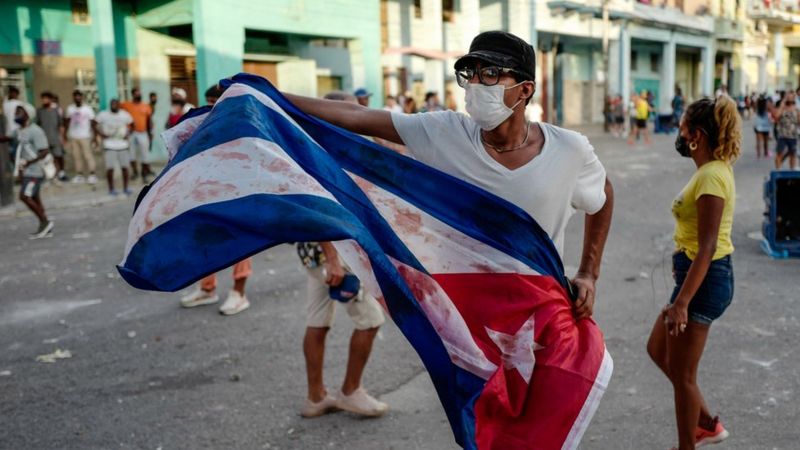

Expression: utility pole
xmin=602 ymin=0 xmax=611 ymax=132
xmin=0 ymin=112 xmax=12 ymax=207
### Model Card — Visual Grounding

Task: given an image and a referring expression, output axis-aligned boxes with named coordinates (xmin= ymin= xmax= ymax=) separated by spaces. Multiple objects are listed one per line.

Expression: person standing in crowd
xmin=296 ymin=239 xmax=388 ymax=418
xmin=36 ymin=92 xmax=67 ymax=181
xmin=166 ymin=96 xmax=186 ymax=129
xmin=179 ymin=85 xmax=253 ymax=316
xmin=672 ymin=86 xmax=685 ymax=130
xmin=353 ymin=88 xmax=372 ymax=107
xmin=420 ymin=91 xmax=443 ymax=112
xmin=204 ymin=84 xmax=224 ymax=105
xmin=171 ymin=87 xmax=194 ymax=114
xmin=292 ymin=90 xmax=388 ymax=419
xmin=148 ymin=91 xmax=158 ymax=111
xmin=754 ymin=96 xmax=772 ymax=160
xmin=14 ymin=103 xmax=53 ymax=239
xmin=63 ymin=90 xmax=97 ymax=185
xmin=121 ymin=88 xmax=154 ymax=183
xmin=628 ymin=90 xmax=652 ymax=145
xmin=611 ymin=95 xmax=625 ymax=137
xmin=773 ymin=91 xmax=800 ymax=170
xmin=628 ymin=92 xmax=639 ymax=136
xmin=444 ymin=90 xmax=458 ymax=111
xmin=179 ymin=258 xmax=253 ymax=315
xmin=3 ymin=86 xmax=22 ymax=143
xmin=402 ymin=96 xmax=417 ymax=114
xmin=93 ymin=99 xmax=133 ymax=196
xmin=647 ymin=96 xmax=740 ymax=450
xmin=383 ymin=95 xmax=402 ymax=113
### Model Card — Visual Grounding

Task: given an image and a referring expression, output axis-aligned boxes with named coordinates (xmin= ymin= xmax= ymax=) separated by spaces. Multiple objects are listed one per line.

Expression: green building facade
xmin=0 ymin=0 xmax=382 ymax=158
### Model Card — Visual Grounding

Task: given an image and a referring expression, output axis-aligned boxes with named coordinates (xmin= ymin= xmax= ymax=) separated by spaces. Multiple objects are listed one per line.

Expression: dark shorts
xmin=49 ymin=143 xmax=64 ymax=158
xmin=21 ymin=177 xmax=44 ymax=198
xmin=754 ymin=128 xmax=769 ymax=137
xmin=636 ymin=118 xmax=647 ymax=129
xmin=776 ymin=137 xmax=797 ymax=156
xmin=670 ymin=252 xmax=734 ymax=325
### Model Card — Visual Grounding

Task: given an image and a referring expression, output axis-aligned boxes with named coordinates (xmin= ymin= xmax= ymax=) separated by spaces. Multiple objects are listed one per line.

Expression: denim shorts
xmin=669 ymin=252 xmax=734 ymax=325
xmin=776 ymin=137 xmax=797 ymax=156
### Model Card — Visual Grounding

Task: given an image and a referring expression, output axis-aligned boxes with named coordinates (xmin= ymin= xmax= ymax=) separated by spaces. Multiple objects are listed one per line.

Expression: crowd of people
xmin=0 ymin=85 xmax=204 ymax=239
xmin=2 ymin=28 xmax=752 ymax=448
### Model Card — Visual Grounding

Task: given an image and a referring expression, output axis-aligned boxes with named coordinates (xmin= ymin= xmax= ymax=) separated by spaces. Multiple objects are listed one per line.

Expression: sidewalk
xmin=0 ymin=169 xmax=160 ymax=219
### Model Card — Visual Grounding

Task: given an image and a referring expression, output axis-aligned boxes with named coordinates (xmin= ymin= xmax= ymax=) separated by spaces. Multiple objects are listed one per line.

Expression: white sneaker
xmin=219 ymin=290 xmax=250 ymax=315
xmin=72 ymin=175 xmax=86 ymax=184
xmin=180 ymin=288 xmax=219 ymax=308
xmin=300 ymin=392 xmax=338 ymax=418
xmin=29 ymin=221 xmax=54 ymax=240
xmin=335 ymin=387 xmax=388 ymax=417
xmin=87 ymin=174 xmax=98 ymax=185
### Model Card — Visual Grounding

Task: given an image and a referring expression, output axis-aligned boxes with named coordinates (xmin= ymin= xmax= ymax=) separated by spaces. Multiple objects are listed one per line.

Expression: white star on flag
xmin=485 ymin=314 xmax=544 ymax=384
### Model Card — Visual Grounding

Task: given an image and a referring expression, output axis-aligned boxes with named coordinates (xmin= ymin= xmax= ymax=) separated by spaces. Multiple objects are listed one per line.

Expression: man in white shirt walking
xmin=285 ymin=30 xmax=614 ymax=321
xmin=93 ymin=99 xmax=133 ymax=195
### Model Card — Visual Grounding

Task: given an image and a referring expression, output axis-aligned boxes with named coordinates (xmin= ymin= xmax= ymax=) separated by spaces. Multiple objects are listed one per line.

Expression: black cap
xmin=454 ymin=31 xmax=536 ymax=82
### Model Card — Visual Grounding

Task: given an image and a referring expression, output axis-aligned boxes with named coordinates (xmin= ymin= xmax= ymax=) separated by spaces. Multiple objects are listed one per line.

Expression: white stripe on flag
xmin=348 ymin=173 xmax=540 ymax=276
xmin=561 ymin=349 xmax=613 ymax=450
xmin=122 ymin=137 xmax=335 ymax=263
xmin=160 ymin=82 xmax=320 ymax=163
xmin=162 ymin=113 xmax=208 ymax=162
xmin=333 ymin=239 xmax=498 ymax=379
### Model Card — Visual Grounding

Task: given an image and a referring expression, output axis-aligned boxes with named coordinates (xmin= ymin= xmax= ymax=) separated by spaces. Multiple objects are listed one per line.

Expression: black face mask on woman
xmin=675 ymin=135 xmax=693 ymax=158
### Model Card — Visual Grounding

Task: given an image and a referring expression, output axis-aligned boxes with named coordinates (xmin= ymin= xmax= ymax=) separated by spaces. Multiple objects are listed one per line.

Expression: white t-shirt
xmin=391 ymin=111 xmax=607 ymax=257
xmin=66 ymin=104 xmax=95 ymax=139
xmin=3 ymin=99 xmax=22 ymax=136
xmin=95 ymin=110 xmax=133 ymax=150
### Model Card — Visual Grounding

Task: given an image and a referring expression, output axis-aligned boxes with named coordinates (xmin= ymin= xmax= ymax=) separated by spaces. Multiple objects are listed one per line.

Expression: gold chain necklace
xmin=480 ymin=122 xmax=531 ymax=153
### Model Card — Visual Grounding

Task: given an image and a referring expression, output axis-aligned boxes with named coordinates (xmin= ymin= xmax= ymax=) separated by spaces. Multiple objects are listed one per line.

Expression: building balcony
xmin=748 ymin=1 xmax=800 ymax=27
xmin=714 ymin=17 xmax=745 ymax=41
xmin=547 ymin=0 xmax=714 ymax=34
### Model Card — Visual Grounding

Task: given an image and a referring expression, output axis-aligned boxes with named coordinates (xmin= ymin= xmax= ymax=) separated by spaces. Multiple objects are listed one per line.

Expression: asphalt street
xmin=1 ymin=121 xmax=798 ymax=450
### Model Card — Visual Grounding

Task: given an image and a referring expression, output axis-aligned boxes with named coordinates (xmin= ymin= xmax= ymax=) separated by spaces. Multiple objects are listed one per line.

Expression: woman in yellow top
xmin=647 ymin=96 xmax=740 ymax=450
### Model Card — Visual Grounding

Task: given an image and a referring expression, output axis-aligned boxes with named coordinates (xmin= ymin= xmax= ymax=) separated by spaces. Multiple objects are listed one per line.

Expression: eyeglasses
xmin=455 ymin=66 xmax=518 ymax=87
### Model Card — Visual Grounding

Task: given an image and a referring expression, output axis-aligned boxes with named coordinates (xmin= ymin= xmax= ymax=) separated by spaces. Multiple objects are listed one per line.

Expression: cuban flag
xmin=119 ymin=73 xmax=612 ymax=449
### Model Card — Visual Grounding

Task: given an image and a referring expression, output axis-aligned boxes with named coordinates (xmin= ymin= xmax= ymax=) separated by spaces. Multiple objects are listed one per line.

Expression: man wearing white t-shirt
xmin=286 ymin=31 xmax=614 ymax=320
xmin=94 ymin=99 xmax=133 ymax=196
xmin=2 ymin=86 xmax=22 ymax=138
xmin=63 ymin=90 xmax=97 ymax=184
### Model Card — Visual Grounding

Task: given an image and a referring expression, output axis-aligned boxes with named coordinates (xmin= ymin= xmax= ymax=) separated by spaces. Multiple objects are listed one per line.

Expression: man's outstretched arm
xmin=573 ymin=178 xmax=614 ymax=320
xmin=284 ymin=93 xmax=404 ymax=144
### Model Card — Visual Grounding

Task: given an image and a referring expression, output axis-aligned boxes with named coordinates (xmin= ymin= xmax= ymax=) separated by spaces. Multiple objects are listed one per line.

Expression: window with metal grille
xmin=75 ymin=69 xmax=131 ymax=110
xmin=71 ymin=0 xmax=91 ymax=25
xmin=169 ymin=56 xmax=198 ymax=107
xmin=443 ymin=0 xmax=455 ymax=22
xmin=650 ymin=53 xmax=660 ymax=72
xmin=0 ymin=69 xmax=27 ymax=102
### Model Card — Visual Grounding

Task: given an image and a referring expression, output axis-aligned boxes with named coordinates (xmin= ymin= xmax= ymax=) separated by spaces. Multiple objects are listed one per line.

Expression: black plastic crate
xmin=762 ymin=170 xmax=800 ymax=258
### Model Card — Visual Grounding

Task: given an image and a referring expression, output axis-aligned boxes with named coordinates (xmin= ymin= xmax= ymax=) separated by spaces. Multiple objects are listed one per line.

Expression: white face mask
xmin=464 ymin=81 xmax=527 ymax=130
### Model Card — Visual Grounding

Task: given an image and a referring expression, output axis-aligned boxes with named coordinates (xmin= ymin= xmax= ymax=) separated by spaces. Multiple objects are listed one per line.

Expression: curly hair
xmin=683 ymin=96 xmax=741 ymax=163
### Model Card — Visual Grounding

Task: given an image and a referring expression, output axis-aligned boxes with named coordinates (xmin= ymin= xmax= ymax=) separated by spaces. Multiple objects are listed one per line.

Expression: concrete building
xmin=5 ymin=0 xmax=800 ymax=135
xmin=540 ymin=0 xmax=719 ymax=125
xmin=747 ymin=0 xmax=800 ymax=94
xmin=380 ymin=0 xmax=536 ymax=112
xmin=0 ymin=0 xmax=382 ymax=159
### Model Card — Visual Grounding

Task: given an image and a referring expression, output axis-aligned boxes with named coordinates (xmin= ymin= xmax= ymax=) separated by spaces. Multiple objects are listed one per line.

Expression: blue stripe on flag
xmin=119 ymin=192 xmax=485 ymax=447
xmin=221 ymin=74 xmax=567 ymax=284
